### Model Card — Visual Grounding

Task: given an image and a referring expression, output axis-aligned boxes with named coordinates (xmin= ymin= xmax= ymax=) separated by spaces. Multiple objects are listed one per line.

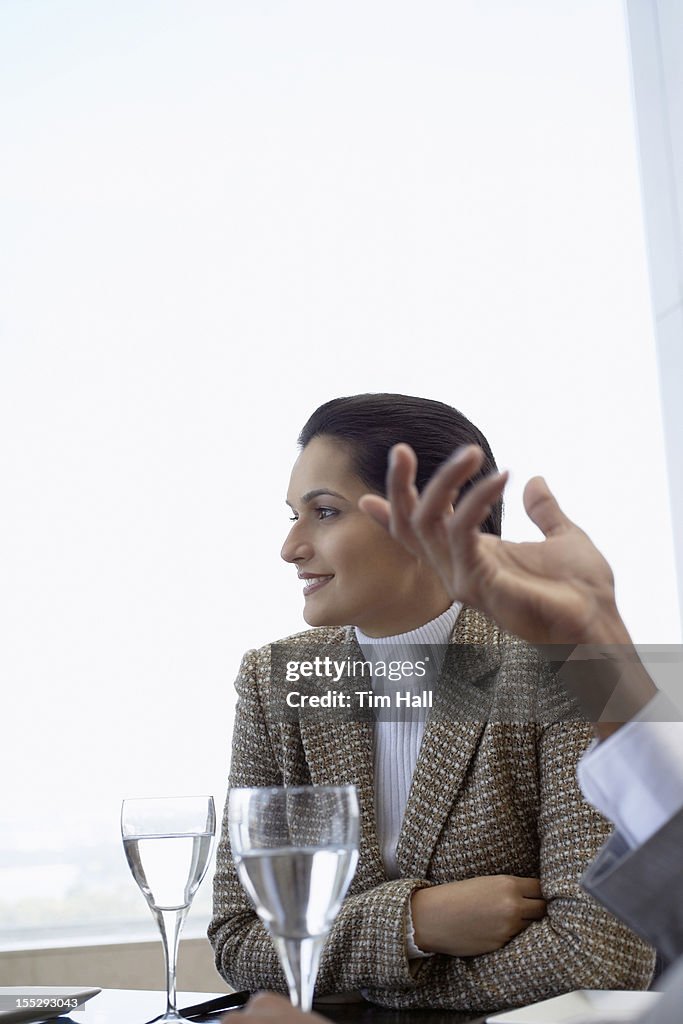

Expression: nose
xmin=280 ymin=519 xmax=313 ymax=564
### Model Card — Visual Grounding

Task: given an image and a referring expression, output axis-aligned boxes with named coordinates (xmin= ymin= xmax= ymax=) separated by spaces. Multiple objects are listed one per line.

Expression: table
xmin=318 ymin=996 xmax=487 ymax=1024
xmin=70 ymin=990 xmax=227 ymax=1024
xmin=61 ymin=990 xmax=488 ymax=1024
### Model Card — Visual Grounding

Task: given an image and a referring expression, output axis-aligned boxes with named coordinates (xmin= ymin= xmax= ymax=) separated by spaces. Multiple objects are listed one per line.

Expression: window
xmin=1 ymin=0 xmax=680 ymax=947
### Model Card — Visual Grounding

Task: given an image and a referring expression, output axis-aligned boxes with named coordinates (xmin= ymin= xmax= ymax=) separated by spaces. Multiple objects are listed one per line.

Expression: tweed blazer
xmin=209 ymin=608 xmax=655 ymax=1014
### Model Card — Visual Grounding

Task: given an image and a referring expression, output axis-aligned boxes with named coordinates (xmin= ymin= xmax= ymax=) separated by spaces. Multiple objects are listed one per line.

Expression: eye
xmin=288 ymin=513 xmax=299 ymax=522
xmin=316 ymin=507 xmax=337 ymax=520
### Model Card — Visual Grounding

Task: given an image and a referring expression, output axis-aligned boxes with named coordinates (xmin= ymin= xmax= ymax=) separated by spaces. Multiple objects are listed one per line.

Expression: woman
xmin=208 ymin=394 xmax=654 ymax=1014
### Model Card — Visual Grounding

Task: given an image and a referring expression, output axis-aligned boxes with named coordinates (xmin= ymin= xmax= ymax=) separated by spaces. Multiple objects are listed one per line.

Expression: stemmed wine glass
xmin=228 ymin=785 xmax=359 ymax=1013
xmin=121 ymin=796 xmax=216 ymax=1023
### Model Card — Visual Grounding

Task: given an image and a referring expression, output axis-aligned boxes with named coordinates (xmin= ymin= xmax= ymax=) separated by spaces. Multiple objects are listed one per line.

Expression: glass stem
xmin=273 ymin=935 xmax=325 ymax=1013
xmin=154 ymin=906 xmax=188 ymax=1018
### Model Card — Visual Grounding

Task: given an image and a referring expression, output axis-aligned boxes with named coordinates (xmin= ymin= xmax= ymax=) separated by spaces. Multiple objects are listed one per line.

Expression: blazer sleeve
xmin=208 ymin=649 xmax=430 ymax=995
xmin=581 ymin=807 xmax=683 ymax=966
xmin=361 ymin=723 xmax=656 ymax=1013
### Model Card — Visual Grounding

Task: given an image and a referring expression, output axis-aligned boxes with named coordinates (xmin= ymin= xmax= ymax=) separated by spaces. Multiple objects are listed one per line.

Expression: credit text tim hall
xmin=284 ymin=690 xmax=433 ymax=709
xmin=283 ymin=655 xmax=433 ymax=709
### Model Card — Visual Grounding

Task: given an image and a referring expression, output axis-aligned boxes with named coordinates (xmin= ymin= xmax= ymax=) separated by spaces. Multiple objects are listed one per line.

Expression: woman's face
xmin=281 ymin=435 xmax=450 ymax=636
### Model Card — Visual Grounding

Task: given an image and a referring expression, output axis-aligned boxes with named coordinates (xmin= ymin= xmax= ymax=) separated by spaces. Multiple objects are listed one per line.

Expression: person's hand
xmin=410 ymin=875 xmax=546 ymax=956
xmin=239 ymin=993 xmax=324 ymax=1023
xmin=359 ymin=443 xmax=658 ymax=734
xmin=359 ymin=443 xmax=628 ymax=648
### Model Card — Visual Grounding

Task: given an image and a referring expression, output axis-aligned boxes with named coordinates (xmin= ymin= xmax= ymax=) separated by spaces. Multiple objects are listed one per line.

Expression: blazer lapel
xmin=396 ymin=607 xmax=502 ymax=878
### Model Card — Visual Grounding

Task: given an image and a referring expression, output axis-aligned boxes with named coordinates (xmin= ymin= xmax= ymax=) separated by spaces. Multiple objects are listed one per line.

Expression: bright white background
xmin=0 ymin=0 xmax=680 ymax=943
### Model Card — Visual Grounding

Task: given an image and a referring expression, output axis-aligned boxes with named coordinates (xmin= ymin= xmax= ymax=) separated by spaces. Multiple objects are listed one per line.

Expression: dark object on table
xmin=179 ymin=993 xmax=251 ymax=1019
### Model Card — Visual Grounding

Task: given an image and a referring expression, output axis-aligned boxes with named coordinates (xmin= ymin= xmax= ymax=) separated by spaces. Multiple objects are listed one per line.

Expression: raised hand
xmin=358 ymin=443 xmax=628 ymax=648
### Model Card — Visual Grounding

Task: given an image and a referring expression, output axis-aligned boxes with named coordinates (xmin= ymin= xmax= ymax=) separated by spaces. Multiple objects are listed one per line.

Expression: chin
xmin=303 ymin=602 xmax=345 ymax=629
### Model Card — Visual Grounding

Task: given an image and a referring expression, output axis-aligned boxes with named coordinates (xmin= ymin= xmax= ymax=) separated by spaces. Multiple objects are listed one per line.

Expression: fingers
xmin=440 ymin=467 xmax=508 ymax=541
xmin=361 ymin=443 xmax=506 ymax=566
xmin=521 ymin=897 xmax=547 ymax=921
xmin=412 ymin=445 xmax=484 ymax=533
xmin=359 ymin=443 xmax=423 ymax=556
xmin=357 ymin=493 xmax=391 ymax=530
xmin=509 ymin=877 xmax=546 ymax=924
xmin=385 ymin=443 xmax=420 ymax=543
xmin=523 ymin=477 xmax=573 ymax=538
xmin=512 ymin=876 xmax=543 ymax=898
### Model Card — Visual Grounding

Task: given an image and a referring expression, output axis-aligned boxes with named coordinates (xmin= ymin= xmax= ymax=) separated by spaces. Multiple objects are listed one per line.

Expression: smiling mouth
xmin=300 ymin=575 xmax=334 ymax=596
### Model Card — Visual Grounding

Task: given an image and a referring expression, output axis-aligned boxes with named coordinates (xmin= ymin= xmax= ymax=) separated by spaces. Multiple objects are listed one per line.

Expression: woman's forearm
xmin=366 ymin=891 xmax=655 ymax=1012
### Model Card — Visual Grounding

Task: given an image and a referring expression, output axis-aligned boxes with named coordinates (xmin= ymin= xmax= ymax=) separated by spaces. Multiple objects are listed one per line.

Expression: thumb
xmin=523 ymin=477 xmax=574 ymax=537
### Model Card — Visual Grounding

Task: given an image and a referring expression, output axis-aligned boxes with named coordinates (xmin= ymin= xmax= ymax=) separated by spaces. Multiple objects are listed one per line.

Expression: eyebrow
xmin=285 ymin=488 xmax=349 ymax=508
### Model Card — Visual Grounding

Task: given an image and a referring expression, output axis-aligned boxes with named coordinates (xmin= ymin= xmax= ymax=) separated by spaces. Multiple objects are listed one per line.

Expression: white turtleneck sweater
xmin=355 ymin=601 xmax=461 ymax=958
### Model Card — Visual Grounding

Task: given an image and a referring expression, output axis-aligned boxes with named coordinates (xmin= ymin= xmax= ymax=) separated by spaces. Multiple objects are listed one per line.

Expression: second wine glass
xmin=228 ymin=785 xmax=359 ymax=1012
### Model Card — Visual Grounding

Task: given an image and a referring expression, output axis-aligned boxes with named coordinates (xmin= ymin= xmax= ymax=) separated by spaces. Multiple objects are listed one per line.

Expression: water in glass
xmin=121 ymin=796 xmax=215 ymax=1024
xmin=124 ymin=833 xmax=214 ymax=909
xmin=228 ymin=786 xmax=359 ymax=1012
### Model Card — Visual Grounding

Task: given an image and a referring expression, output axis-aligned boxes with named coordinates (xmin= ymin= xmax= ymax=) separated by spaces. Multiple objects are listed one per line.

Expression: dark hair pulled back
xmin=298 ymin=393 xmax=502 ymax=536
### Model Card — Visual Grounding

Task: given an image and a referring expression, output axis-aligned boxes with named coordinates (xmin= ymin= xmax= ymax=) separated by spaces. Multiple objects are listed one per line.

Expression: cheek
xmin=325 ymin=525 xmax=366 ymax=571
xmin=341 ymin=538 xmax=383 ymax=580
xmin=371 ymin=533 xmax=414 ymax=574
xmin=327 ymin=522 xmax=410 ymax=583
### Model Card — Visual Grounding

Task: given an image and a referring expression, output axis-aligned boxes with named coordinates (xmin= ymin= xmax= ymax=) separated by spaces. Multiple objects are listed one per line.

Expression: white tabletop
xmin=73 ymin=990 xmax=229 ymax=1024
